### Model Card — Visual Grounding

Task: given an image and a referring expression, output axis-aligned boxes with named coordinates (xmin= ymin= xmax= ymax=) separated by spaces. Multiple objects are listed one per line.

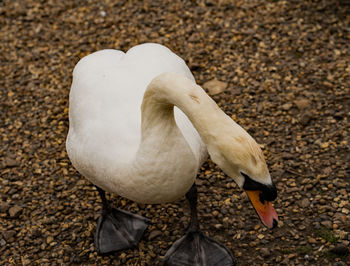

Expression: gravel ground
xmin=1 ymin=0 xmax=349 ymax=265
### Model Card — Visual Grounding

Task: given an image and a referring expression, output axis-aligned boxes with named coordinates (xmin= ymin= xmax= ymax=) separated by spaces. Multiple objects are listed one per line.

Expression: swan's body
xmin=67 ymin=43 xmax=207 ymax=203
xmin=66 ymin=43 xmax=278 ymax=261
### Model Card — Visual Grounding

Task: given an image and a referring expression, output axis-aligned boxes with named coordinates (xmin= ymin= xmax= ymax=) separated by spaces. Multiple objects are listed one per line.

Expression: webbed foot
xmin=94 ymin=186 xmax=149 ymax=255
xmin=164 ymin=184 xmax=236 ymax=265
xmin=163 ymin=230 xmax=236 ymax=266
xmin=95 ymin=207 xmax=149 ymax=254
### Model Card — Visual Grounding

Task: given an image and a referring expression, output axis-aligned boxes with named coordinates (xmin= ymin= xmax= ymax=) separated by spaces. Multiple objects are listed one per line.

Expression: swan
xmin=66 ymin=43 xmax=278 ymax=265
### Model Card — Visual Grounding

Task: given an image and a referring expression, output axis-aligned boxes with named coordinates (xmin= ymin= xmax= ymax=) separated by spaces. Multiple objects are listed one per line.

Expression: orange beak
xmin=245 ymin=190 xmax=278 ymax=229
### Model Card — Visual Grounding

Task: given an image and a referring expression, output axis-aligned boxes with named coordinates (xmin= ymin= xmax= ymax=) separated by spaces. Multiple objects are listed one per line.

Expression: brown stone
xmin=299 ymin=198 xmax=310 ymax=208
xmin=1 ymin=230 xmax=16 ymax=241
xmin=203 ymin=79 xmax=227 ymax=95
xmin=8 ymin=206 xmax=23 ymax=218
xmin=294 ymin=99 xmax=310 ymax=110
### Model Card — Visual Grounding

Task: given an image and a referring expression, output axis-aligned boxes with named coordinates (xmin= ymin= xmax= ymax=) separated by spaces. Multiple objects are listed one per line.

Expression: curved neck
xmin=126 ymin=72 xmax=263 ymax=203
xmin=141 ymin=72 xmax=238 ymax=146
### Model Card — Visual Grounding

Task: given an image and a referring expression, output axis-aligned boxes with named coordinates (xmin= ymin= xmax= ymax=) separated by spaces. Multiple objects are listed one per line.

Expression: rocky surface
xmin=0 ymin=0 xmax=349 ymax=265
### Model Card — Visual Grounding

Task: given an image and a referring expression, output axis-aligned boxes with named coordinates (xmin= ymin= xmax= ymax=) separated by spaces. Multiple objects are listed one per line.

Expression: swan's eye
xmin=241 ymin=172 xmax=260 ymax=191
xmin=240 ymin=171 xmax=277 ymax=202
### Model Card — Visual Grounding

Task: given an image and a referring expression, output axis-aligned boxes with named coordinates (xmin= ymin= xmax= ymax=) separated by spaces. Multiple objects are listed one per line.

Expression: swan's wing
xmin=67 ymin=43 xmax=206 ymax=169
xmin=67 ymin=49 xmax=141 ymax=165
xmin=129 ymin=44 xmax=207 ymax=165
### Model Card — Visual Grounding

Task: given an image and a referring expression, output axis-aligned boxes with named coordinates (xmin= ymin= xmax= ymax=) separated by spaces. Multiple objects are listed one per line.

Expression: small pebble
xmin=260 ymin=248 xmax=270 ymax=257
xmin=148 ymin=230 xmax=162 ymax=241
xmin=0 ymin=202 xmax=9 ymax=213
xmin=1 ymin=230 xmax=16 ymax=241
xmin=330 ymin=244 xmax=349 ymax=256
xmin=203 ymin=79 xmax=227 ymax=95
xmin=8 ymin=206 xmax=22 ymax=217
xmin=299 ymin=198 xmax=310 ymax=208
xmin=281 ymin=103 xmax=292 ymax=111
xmin=321 ymin=221 xmax=332 ymax=229
xmin=294 ymin=99 xmax=310 ymax=110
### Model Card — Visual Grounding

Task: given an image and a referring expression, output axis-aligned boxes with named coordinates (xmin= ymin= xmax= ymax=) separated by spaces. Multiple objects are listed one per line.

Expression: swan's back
xmin=67 ymin=43 xmax=204 ymax=168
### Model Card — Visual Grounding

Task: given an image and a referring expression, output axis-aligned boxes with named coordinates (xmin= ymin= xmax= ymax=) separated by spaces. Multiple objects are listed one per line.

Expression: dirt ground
xmin=0 ymin=0 xmax=349 ymax=265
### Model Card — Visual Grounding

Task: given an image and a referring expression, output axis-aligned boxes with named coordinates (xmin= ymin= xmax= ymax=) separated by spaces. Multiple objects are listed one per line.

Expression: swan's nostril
xmin=272 ymin=218 xmax=278 ymax=229
xmin=259 ymin=192 xmax=265 ymax=204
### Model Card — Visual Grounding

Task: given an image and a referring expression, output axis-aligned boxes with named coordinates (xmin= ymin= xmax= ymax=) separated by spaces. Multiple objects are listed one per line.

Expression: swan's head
xmin=206 ymin=121 xmax=278 ymax=228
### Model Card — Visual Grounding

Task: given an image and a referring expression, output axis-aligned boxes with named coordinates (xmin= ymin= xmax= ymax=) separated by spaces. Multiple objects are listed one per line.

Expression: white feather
xmin=66 ymin=43 xmax=272 ymax=205
xmin=66 ymin=43 xmax=207 ymax=203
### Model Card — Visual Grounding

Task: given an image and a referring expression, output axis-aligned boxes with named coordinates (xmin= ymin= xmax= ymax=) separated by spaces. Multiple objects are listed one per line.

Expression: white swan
xmin=66 ymin=43 xmax=278 ymax=265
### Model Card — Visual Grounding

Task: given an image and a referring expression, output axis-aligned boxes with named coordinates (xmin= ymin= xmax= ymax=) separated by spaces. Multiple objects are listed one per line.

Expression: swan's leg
xmin=94 ymin=186 xmax=149 ymax=255
xmin=163 ymin=184 xmax=237 ymax=266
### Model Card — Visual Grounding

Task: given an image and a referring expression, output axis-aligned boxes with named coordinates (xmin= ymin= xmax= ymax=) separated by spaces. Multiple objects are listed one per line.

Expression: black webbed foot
xmin=163 ymin=230 xmax=236 ymax=266
xmin=95 ymin=207 xmax=149 ymax=254
xmin=94 ymin=186 xmax=149 ymax=255
xmin=163 ymin=184 xmax=236 ymax=265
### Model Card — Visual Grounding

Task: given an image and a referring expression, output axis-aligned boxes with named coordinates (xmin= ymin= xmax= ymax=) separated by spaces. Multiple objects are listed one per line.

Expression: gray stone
xmin=260 ymin=247 xmax=270 ymax=257
xmin=299 ymin=198 xmax=310 ymax=208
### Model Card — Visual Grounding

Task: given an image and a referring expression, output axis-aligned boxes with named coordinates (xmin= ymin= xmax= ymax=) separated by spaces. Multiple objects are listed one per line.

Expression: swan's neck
xmin=126 ymin=72 xmax=257 ymax=203
xmin=138 ymin=72 xmax=260 ymax=184
xmin=129 ymin=73 xmax=214 ymax=203
xmin=141 ymin=72 xmax=241 ymax=147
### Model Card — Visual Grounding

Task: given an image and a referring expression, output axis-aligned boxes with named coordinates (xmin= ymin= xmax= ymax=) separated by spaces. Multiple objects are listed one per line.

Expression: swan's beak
xmin=245 ymin=190 xmax=278 ymax=229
